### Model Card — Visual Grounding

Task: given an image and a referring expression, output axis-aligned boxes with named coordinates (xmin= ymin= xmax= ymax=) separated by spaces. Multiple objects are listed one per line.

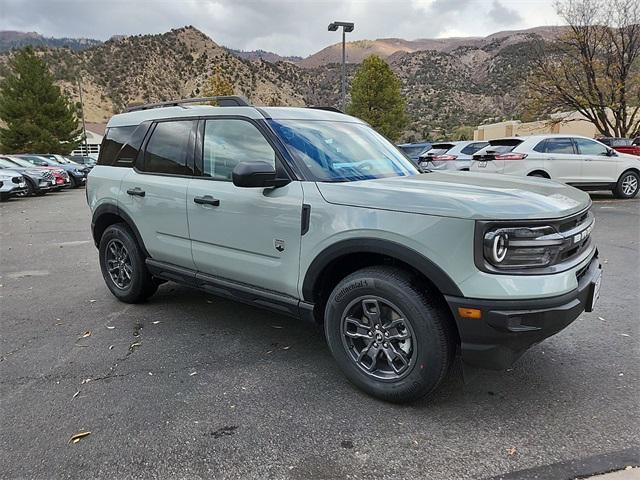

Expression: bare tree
xmin=528 ymin=0 xmax=640 ymax=137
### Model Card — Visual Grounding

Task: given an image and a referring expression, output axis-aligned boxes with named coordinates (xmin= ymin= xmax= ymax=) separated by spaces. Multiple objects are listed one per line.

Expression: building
xmin=71 ymin=122 xmax=105 ymax=156
xmin=474 ymin=111 xmax=603 ymax=141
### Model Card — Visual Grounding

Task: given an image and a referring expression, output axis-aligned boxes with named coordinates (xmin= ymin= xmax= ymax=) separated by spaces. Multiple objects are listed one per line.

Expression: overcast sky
xmin=1 ymin=0 xmax=562 ymax=57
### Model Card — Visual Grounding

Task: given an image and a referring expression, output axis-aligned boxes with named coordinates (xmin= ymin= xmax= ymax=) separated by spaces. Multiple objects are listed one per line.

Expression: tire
xmin=324 ymin=266 xmax=455 ymax=403
xmin=613 ymin=170 xmax=639 ymax=199
xmin=17 ymin=179 xmax=35 ymax=197
xmin=528 ymin=172 xmax=548 ymax=178
xmin=98 ymin=223 xmax=157 ymax=303
xmin=69 ymin=175 xmax=79 ymax=188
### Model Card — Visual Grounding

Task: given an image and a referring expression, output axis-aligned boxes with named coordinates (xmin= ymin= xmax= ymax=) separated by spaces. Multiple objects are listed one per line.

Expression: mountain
xmin=298 ymin=26 xmax=565 ymax=68
xmin=0 ymin=31 xmax=102 ymax=52
xmin=0 ymin=26 xmax=558 ymax=139
xmin=227 ymin=48 xmax=302 ymax=63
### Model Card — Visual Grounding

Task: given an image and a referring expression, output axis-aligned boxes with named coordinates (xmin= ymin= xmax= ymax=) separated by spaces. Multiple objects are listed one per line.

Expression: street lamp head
xmin=328 ymin=21 xmax=354 ymax=32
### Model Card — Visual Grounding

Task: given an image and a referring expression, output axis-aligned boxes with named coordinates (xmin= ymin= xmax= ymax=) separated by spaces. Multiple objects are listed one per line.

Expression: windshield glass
xmin=269 ymin=120 xmax=418 ymax=182
xmin=0 ymin=159 xmax=20 ymax=168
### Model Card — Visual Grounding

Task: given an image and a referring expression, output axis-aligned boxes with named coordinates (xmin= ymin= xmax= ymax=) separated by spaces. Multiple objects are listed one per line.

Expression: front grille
xmin=555 ymin=210 xmax=594 ymax=264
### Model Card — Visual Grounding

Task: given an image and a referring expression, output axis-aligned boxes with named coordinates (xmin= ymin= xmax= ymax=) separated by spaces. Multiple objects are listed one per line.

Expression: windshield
xmin=0 ymin=159 xmax=20 ymax=168
xmin=269 ymin=119 xmax=418 ymax=182
xmin=400 ymin=145 xmax=428 ymax=157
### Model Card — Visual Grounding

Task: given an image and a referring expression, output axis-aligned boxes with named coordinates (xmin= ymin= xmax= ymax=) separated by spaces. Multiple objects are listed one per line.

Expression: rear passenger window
xmin=142 ymin=121 xmax=195 ymax=175
xmin=202 ymin=119 xmax=275 ymax=181
xmin=543 ymin=138 xmax=575 ymax=154
xmin=98 ymin=126 xmax=136 ymax=166
xmin=115 ymin=121 xmax=151 ymax=166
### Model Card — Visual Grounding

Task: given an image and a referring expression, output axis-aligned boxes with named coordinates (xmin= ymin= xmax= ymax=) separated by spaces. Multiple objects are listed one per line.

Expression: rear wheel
xmin=99 ymin=223 xmax=157 ymax=303
xmin=324 ymin=266 xmax=455 ymax=403
xmin=613 ymin=170 xmax=639 ymax=199
xmin=17 ymin=179 xmax=34 ymax=197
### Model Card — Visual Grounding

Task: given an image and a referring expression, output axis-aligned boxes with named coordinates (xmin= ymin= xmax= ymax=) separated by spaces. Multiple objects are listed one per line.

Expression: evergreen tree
xmin=0 ymin=47 xmax=80 ymax=154
xmin=347 ymin=55 xmax=407 ymax=141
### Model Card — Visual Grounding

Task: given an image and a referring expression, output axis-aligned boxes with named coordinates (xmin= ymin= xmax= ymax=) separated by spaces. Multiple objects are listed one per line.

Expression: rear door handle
xmin=126 ymin=187 xmax=145 ymax=197
xmin=193 ymin=195 xmax=220 ymax=206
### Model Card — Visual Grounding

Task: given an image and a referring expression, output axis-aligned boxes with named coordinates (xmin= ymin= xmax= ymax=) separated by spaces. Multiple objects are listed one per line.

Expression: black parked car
xmin=0 ymin=157 xmax=54 ymax=196
xmin=16 ymin=154 xmax=89 ymax=188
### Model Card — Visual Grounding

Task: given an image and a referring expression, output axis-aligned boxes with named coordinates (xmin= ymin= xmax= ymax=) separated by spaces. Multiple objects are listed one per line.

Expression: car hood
xmin=316 ymin=171 xmax=591 ymax=220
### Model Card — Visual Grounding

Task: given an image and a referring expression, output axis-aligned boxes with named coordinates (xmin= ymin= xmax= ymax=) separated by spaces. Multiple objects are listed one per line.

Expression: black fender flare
xmin=91 ymin=203 xmax=150 ymax=257
xmin=301 ymin=238 xmax=463 ymax=301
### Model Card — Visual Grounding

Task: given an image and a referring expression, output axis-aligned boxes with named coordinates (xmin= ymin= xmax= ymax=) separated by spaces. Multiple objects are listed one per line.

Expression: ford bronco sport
xmin=88 ymin=97 xmax=602 ymax=403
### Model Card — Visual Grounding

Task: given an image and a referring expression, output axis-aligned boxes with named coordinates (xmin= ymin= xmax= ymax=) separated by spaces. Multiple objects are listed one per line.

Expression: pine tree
xmin=347 ymin=55 xmax=407 ymax=141
xmin=0 ymin=47 xmax=80 ymax=154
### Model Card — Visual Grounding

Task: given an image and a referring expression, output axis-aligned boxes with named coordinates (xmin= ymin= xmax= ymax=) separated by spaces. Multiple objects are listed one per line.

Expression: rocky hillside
xmin=0 ymin=26 xmax=556 ymax=139
xmin=0 ymin=31 xmax=102 ymax=52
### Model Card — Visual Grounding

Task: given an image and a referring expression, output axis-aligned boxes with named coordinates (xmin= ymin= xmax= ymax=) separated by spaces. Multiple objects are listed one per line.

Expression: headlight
xmin=482 ymin=225 xmax=564 ymax=269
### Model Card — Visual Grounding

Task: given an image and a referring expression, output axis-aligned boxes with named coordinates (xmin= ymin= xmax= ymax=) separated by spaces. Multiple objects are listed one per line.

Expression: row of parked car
xmin=398 ymin=135 xmax=640 ymax=199
xmin=0 ymin=154 xmax=95 ymax=201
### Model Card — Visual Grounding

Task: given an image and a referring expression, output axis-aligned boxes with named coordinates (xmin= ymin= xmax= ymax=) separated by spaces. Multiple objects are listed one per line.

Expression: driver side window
xmin=203 ymin=119 xmax=275 ymax=181
xmin=574 ymin=138 xmax=609 ymax=156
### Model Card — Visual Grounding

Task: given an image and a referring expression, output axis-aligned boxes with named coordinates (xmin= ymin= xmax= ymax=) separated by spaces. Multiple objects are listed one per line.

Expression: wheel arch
xmin=527 ymin=169 xmax=550 ymax=178
xmin=302 ymin=238 xmax=463 ymax=320
xmin=91 ymin=203 xmax=150 ymax=257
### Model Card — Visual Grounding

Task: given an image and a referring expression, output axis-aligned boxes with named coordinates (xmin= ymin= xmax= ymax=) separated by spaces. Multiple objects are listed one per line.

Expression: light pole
xmin=328 ymin=21 xmax=354 ymax=111
xmin=76 ymin=76 xmax=89 ymax=156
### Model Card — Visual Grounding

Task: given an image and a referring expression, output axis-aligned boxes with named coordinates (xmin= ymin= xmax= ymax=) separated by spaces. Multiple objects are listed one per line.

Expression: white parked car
xmin=419 ymin=141 xmax=489 ymax=171
xmin=470 ymin=135 xmax=640 ymax=199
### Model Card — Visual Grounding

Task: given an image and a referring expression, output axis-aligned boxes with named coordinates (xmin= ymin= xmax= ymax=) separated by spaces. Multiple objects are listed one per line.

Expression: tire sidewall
xmin=616 ymin=171 xmax=639 ymax=199
xmin=99 ymin=224 xmax=149 ymax=303
xmin=324 ymin=270 xmax=450 ymax=402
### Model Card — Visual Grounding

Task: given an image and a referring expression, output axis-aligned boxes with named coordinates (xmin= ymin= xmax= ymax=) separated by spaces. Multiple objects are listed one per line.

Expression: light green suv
xmin=88 ymin=97 xmax=602 ymax=403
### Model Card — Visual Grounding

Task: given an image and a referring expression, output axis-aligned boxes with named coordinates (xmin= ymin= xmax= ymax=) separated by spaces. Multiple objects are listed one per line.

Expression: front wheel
xmin=99 ymin=223 xmax=157 ymax=303
xmin=613 ymin=170 xmax=639 ymax=199
xmin=324 ymin=266 xmax=455 ymax=403
xmin=69 ymin=175 xmax=79 ymax=188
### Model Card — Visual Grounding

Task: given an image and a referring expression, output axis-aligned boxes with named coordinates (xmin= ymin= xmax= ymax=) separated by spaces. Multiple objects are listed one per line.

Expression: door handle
xmin=126 ymin=187 xmax=145 ymax=197
xmin=193 ymin=195 xmax=220 ymax=206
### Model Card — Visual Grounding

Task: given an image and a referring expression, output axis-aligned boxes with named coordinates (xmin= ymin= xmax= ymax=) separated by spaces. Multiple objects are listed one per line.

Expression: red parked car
xmin=598 ymin=137 xmax=640 ymax=157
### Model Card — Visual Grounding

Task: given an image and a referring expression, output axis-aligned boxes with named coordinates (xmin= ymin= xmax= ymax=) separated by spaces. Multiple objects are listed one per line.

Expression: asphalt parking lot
xmin=1 ymin=189 xmax=638 ymax=480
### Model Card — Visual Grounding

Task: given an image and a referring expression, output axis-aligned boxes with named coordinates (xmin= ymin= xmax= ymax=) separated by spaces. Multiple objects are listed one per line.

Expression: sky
xmin=0 ymin=0 xmax=562 ymax=57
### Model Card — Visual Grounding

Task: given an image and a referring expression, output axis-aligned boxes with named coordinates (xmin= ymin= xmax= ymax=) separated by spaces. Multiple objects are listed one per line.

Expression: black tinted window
xmin=460 ymin=142 xmax=489 ymax=155
xmin=543 ymin=138 xmax=575 ymax=154
xmin=98 ymin=126 xmax=136 ymax=166
xmin=116 ymin=121 xmax=151 ymax=166
xmin=142 ymin=121 xmax=195 ymax=175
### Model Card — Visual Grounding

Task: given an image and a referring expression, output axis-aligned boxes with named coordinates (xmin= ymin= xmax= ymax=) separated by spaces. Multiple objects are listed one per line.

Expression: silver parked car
xmin=419 ymin=141 xmax=489 ymax=171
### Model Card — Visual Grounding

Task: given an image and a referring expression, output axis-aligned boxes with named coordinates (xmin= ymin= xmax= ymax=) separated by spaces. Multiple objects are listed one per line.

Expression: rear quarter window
xmin=98 ymin=126 xmax=136 ymax=166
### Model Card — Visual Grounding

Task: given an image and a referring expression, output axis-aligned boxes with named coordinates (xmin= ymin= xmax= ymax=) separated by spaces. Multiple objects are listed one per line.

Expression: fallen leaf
xmin=81 ymin=378 xmax=92 ymax=384
xmin=152 ymin=321 xmax=161 ymax=325
xmin=69 ymin=431 xmax=91 ymax=444
xmin=189 ymin=371 xmax=197 ymax=376
xmin=507 ymin=447 xmax=517 ymax=456
xmin=620 ymin=333 xmax=630 ymax=337
xmin=282 ymin=346 xmax=290 ymax=350
xmin=265 ymin=350 xmax=273 ymax=354
xmin=79 ymin=331 xmax=91 ymax=339
xmin=106 ymin=326 xmax=115 ymax=330
xmin=88 ymin=299 xmax=96 ymax=303
xmin=72 ymin=390 xmax=80 ymax=400
xmin=598 ymin=317 xmax=606 ymax=321
xmin=148 ymin=372 xmax=153 ymax=376
xmin=129 ymin=342 xmax=142 ymax=352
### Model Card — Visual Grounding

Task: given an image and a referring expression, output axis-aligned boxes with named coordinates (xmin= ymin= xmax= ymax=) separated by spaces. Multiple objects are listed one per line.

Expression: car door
xmin=187 ymin=117 xmax=303 ymax=298
xmin=573 ymin=137 xmax=618 ymax=183
xmin=536 ymin=137 xmax=583 ymax=182
xmin=119 ymin=119 xmax=197 ymax=270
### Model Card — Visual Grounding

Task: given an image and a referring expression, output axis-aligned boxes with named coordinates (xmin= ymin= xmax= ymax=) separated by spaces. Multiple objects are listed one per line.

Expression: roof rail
xmin=307 ymin=106 xmax=344 ymax=114
xmin=125 ymin=96 xmax=251 ymax=112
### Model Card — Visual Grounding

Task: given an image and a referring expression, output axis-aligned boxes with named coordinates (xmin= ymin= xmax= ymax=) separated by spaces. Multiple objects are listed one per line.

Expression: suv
xmin=470 ymin=135 xmax=640 ymax=199
xmin=419 ymin=141 xmax=489 ymax=171
xmin=88 ymin=97 xmax=603 ymax=403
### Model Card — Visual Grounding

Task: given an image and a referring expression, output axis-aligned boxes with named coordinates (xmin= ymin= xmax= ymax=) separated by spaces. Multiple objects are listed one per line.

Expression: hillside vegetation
xmin=0 ymin=26 xmax=556 ymax=138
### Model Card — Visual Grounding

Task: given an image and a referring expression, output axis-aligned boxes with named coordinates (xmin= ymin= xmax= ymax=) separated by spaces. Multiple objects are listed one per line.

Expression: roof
xmin=487 ymin=134 xmax=599 ymax=142
xmin=107 ymin=104 xmax=364 ymax=128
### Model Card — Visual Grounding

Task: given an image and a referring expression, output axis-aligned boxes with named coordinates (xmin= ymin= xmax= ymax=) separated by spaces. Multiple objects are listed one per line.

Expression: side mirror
xmin=607 ymin=148 xmax=617 ymax=157
xmin=232 ymin=161 xmax=289 ymax=188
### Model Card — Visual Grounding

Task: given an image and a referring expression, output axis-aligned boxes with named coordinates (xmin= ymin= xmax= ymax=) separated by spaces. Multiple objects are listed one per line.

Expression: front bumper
xmin=445 ymin=253 xmax=602 ymax=369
